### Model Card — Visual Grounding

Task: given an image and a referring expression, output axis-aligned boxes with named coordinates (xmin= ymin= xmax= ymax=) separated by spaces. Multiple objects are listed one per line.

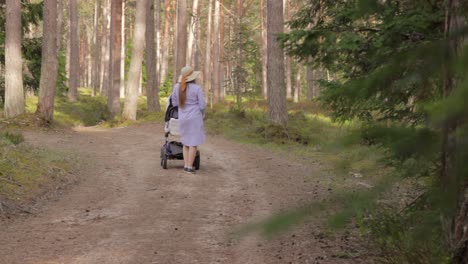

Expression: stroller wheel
xmin=161 ymin=157 xmax=168 ymax=169
xmin=194 ymin=152 xmax=200 ymax=170
xmin=161 ymin=147 xmax=168 ymax=169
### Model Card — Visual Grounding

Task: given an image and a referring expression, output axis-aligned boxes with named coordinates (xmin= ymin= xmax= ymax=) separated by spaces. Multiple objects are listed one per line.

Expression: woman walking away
xmin=171 ymin=66 xmax=206 ymax=174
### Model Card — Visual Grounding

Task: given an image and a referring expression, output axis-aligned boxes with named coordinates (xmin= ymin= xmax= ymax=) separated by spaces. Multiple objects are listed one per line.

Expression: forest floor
xmin=0 ymin=123 xmax=372 ymax=264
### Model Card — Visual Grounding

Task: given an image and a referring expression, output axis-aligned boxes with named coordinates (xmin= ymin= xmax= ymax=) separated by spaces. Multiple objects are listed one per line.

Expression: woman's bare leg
xmin=183 ymin=146 xmax=190 ymax=168
xmin=188 ymin=146 xmax=198 ymax=168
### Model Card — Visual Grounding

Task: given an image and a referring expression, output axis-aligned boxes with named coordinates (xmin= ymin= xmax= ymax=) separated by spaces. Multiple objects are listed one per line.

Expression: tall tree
xmin=260 ymin=0 xmax=267 ymax=99
xmin=122 ymin=0 xmax=147 ymax=120
xmin=68 ymin=0 xmax=79 ymax=101
xmin=219 ymin=0 xmax=225 ymax=100
xmin=120 ymin=0 xmax=126 ymax=98
xmin=160 ymin=0 xmax=172 ymax=85
xmin=100 ymin=0 xmax=111 ymax=95
xmin=92 ymin=0 xmax=102 ymax=96
xmin=187 ymin=0 xmax=199 ymax=66
xmin=212 ymin=0 xmax=221 ymax=103
xmin=108 ymin=0 xmax=123 ymax=117
xmin=203 ymin=0 xmax=214 ymax=99
xmin=306 ymin=60 xmax=314 ymax=101
xmin=267 ymin=0 xmax=287 ymax=125
xmin=173 ymin=0 xmax=188 ymax=83
xmin=146 ymin=0 xmax=161 ymax=112
xmin=4 ymin=0 xmax=25 ymax=118
xmin=36 ymin=0 xmax=59 ymax=123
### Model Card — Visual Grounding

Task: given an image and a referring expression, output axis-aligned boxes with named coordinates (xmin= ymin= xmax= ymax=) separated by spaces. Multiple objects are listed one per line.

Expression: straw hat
xmin=178 ymin=66 xmax=201 ymax=83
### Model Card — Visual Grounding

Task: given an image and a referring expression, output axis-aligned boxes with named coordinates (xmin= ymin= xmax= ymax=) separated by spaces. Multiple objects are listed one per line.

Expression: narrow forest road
xmin=0 ymin=123 xmax=369 ymax=264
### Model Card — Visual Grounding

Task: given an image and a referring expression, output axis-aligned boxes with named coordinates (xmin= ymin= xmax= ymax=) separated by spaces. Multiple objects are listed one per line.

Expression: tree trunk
xmin=146 ymin=0 xmax=161 ymax=112
xmin=194 ymin=0 xmax=202 ymax=71
xmin=187 ymin=0 xmax=199 ymax=65
xmin=123 ymin=0 xmax=148 ymax=121
xmin=101 ymin=0 xmax=111 ymax=96
xmin=267 ymin=0 xmax=287 ymax=125
xmin=37 ymin=0 xmax=58 ymax=123
xmin=108 ymin=0 xmax=123 ymax=117
xmin=160 ymin=0 xmax=172 ymax=85
xmin=306 ymin=59 xmax=314 ymax=101
xmin=212 ymin=0 xmax=221 ymax=104
xmin=92 ymin=0 xmax=102 ymax=96
xmin=294 ymin=64 xmax=302 ymax=103
xmin=173 ymin=0 xmax=188 ymax=83
xmin=120 ymin=0 xmax=126 ymax=98
xmin=260 ymin=0 xmax=267 ymax=99
xmin=68 ymin=0 xmax=79 ymax=101
xmin=204 ymin=0 xmax=214 ymax=100
xmin=4 ymin=0 xmax=25 ymax=118
xmin=284 ymin=0 xmax=292 ymax=100
xmin=219 ymin=0 xmax=225 ymax=101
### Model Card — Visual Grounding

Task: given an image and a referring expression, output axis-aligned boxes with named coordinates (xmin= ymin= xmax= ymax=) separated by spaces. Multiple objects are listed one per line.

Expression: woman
xmin=171 ymin=66 xmax=206 ymax=174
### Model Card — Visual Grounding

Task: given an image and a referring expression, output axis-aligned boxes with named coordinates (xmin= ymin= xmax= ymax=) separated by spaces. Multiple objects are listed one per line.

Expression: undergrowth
xmin=206 ymin=99 xmax=450 ymax=263
xmin=0 ymin=131 xmax=73 ymax=212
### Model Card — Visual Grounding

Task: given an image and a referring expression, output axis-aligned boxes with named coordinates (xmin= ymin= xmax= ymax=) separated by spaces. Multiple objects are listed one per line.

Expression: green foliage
xmin=1 ymin=131 xmax=24 ymax=145
xmin=159 ymin=71 xmax=174 ymax=97
xmin=53 ymin=89 xmax=109 ymax=127
xmin=0 ymin=1 xmax=44 ymax=103
xmin=280 ymin=0 xmax=468 ymax=261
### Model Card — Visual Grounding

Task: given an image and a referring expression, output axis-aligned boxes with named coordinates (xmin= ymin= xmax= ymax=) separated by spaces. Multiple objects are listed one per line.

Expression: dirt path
xmin=0 ymin=123 xmax=369 ymax=264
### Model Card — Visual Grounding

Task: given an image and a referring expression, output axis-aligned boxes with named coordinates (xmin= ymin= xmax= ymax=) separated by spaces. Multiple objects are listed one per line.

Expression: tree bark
xmin=219 ymin=0 xmax=225 ymax=100
xmin=123 ymin=0 xmax=148 ymax=120
xmin=120 ymin=0 xmax=126 ymax=98
xmin=212 ymin=0 xmax=221 ymax=104
xmin=146 ymin=0 xmax=161 ymax=112
xmin=267 ymin=0 xmax=287 ymax=125
xmin=101 ymin=0 xmax=111 ymax=96
xmin=187 ymin=0 xmax=199 ymax=66
xmin=284 ymin=0 xmax=292 ymax=100
xmin=37 ymin=0 xmax=59 ymax=123
xmin=294 ymin=63 xmax=302 ymax=103
xmin=160 ymin=0 xmax=172 ymax=85
xmin=4 ymin=0 xmax=25 ymax=118
xmin=108 ymin=0 xmax=123 ymax=117
xmin=92 ymin=0 xmax=102 ymax=96
xmin=204 ymin=0 xmax=214 ymax=100
xmin=260 ymin=0 xmax=267 ymax=99
xmin=173 ymin=0 xmax=188 ymax=83
xmin=68 ymin=0 xmax=79 ymax=101
xmin=306 ymin=59 xmax=314 ymax=101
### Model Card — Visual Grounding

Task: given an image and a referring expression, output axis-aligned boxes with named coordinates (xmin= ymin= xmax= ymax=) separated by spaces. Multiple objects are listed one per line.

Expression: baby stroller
xmin=160 ymin=97 xmax=200 ymax=170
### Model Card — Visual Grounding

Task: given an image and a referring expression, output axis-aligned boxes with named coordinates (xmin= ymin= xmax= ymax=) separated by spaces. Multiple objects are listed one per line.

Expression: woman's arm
xmin=197 ymin=86 xmax=207 ymax=111
xmin=171 ymin=84 xmax=179 ymax=107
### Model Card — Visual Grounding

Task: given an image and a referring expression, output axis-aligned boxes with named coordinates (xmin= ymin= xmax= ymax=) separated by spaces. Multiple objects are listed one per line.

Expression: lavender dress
xmin=171 ymin=83 xmax=206 ymax=147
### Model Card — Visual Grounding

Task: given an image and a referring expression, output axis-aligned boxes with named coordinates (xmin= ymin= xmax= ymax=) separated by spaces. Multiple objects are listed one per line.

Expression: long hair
xmin=179 ymin=76 xmax=188 ymax=108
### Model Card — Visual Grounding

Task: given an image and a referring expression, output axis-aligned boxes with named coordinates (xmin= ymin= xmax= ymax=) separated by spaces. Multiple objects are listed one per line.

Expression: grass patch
xmin=0 ymin=131 xmax=74 ymax=211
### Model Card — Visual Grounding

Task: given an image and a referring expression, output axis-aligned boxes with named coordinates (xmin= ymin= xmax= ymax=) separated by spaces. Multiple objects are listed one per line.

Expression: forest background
xmin=0 ymin=0 xmax=467 ymax=263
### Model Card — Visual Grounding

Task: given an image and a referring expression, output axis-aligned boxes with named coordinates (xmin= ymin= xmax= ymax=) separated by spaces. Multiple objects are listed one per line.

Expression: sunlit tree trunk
xmin=306 ymin=59 xmax=314 ymax=101
xmin=92 ymin=0 xmax=102 ymax=96
xmin=4 ymin=0 xmax=24 ymax=118
xmin=187 ymin=0 xmax=199 ymax=65
xmin=219 ymin=0 xmax=225 ymax=100
xmin=146 ymin=0 xmax=161 ymax=112
xmin=37 ymin=0 xmax=58 ymax=123
xmin=120 ymin=0 xmax=126 ymax=98
xmin=267 ymin=0 xmax=287 ymax=125
xmin=68 ymin=0 xmax=79 ymax=101
xmin=101 ymin=0 xmax=111 ymax=96
xmin=123 ymin=0 xmax=147 ymax=120
xmin=204 ymin=0 xmax=213 ymax=99
xmin=284 ymin=0 xmax=292 ymax=100
xmin=294 ymin=64 xmax=302 ymax=103
xmin=108 ymin=0 xmax=123 ymax=117
xmin=173 ymin=0 xmax=188 ymax=83
xmin=212 ymin=0 xmax=221 ymax=104
xmin=160 ymin=0 xmax=172 ymax=85
xmin=260 ymin=0 xmax=267 ymax=99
